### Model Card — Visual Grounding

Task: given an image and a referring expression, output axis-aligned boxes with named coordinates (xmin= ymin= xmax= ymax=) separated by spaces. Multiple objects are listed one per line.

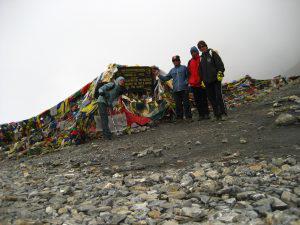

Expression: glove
xmin=217 ymin=71 xmax=224 ymax=82
xmin=201 ymin=81 xmax=206 ymax=89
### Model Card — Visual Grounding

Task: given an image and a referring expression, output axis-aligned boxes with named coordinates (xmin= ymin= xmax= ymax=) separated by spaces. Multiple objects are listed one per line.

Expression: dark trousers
xmin=173 ymin=90 xmax=192 ymax=119
xmin=205 ymin=81 xmax=227 ymax=117
xmin=190 ymin=86 xmax=209 ymax=117
xmin=98 ymin=102 xmax=112 ymax=138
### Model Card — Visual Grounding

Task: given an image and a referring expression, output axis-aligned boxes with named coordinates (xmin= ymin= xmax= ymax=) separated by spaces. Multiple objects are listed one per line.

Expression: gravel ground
xmin=0 ymin=81 xmax=299 ymax=225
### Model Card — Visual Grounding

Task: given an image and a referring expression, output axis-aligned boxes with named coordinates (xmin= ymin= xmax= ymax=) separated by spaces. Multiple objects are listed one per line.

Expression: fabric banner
xmin=122 ymin=108 xmax=152 ymax=126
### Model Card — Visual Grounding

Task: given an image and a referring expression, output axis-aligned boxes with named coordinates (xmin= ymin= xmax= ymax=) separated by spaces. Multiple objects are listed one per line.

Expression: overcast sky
xmin=0 ymin=0 xmax=300 ymax=124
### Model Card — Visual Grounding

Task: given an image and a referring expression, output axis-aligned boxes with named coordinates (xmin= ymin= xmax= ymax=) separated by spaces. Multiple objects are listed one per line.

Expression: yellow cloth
xmin=81 ymin=101 xmax=97 ymax=114
xmin=64 ymin=99 xmax=70 ymax=113
xmin=57 ymin=102 xmax=65 ymax=116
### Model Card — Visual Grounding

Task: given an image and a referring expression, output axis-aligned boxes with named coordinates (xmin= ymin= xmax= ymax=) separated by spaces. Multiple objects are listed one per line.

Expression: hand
xmin=217 ymin=71 xmax=224 ymax=82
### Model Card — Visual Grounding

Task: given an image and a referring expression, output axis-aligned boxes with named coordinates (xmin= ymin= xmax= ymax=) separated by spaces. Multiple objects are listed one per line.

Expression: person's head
xmin=172 ymin=55 xmax=181 ymax=67
xmin=190 ymin=46 xmax=199 ymax=59
xmin=151 ymin=65 xmax=159 ymax=77
xmin=116 ymin=76 xmax=125 ymax=87
xmin=197 ymin=40 xmax=208 ymax=53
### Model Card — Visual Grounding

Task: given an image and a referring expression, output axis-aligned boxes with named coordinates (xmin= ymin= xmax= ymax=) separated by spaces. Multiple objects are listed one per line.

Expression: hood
xmin=115 ymin=76 xmax=125 ymax=86
xmin=190 ymin=46 xmax=199 ymax=54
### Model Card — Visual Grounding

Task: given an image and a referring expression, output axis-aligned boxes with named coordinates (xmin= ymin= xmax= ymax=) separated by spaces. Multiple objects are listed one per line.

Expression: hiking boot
xmin=221 ymin=114 xmax=228 ymax=121
xmin=210 ymin=117 xmax=217 ymax=122
xmin=104 ymin=135 xmax=112 ymax=140
xmin=174 ymin=118 xmax=183 ymax=124
xmin=103 ymin=132 xmax=112 ymax=140
xmin=198 ymin=116 xmax=205 ymax=121
xmin=199 ymin=114 xmax=210 ymax=121
xmin=186 ymin=118 xmax=194 ymax=123
xmin=211 ymin=116 xmax=221 ymax=122
xmin=204 ymin=114 xmax=210 ymax=120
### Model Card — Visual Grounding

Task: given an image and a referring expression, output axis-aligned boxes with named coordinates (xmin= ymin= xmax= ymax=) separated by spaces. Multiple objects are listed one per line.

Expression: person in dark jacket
xmin=97 ymin=76 xmax=126 ymax=140
xmin=198 ymin=40 xmax=227 ymax=121
xmin=187 ymin=46 xmax=209 ymax=120
xmin=158 ymin=55 xmax=192 ymax=121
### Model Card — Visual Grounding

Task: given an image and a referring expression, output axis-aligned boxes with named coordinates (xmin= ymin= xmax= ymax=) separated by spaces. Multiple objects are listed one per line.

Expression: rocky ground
xmin=0 ymin=81 xmax=300 ymax=225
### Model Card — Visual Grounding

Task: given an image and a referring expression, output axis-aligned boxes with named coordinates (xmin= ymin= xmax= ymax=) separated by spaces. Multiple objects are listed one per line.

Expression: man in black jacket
xmin=198 ymin=40 xmax=227 ymax=121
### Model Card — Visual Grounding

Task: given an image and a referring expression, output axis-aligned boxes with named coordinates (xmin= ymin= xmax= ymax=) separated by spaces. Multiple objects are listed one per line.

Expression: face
xmin=191 ymin=51 xmax=198 ymax=58
xmin=198 ymin=44 xmax=207 ymax=53
xmin=172 ymin=59 xmax=181 ymax=66
xmin=119 ymin=79 xmax=125 ymax=87
xmin=152 ymin=68 xmax=159 ymax=77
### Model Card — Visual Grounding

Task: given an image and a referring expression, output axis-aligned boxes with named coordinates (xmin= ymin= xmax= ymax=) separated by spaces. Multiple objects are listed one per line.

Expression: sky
xmin=0 ymin=0 xmax=300 ymax=124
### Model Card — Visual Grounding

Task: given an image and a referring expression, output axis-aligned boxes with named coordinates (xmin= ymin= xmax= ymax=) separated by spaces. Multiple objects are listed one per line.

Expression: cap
xmin=172 ymin=55 xmax=180 ymax=62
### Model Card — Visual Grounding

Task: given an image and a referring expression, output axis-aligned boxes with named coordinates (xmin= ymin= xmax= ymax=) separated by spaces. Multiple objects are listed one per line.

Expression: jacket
xmin=187 ymin=54 xmax=201 ymax=87
xmin=200 ymin=49 xmax=225 ymax=84
xmin=97 ymin=77 xmax=126 ymax=107
xmin=159 ymin=65 xmax=189 ymax=92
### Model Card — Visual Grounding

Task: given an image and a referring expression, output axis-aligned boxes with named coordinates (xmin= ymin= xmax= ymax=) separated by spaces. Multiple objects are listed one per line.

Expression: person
xmin=198 ymin=40 xmax=227 ymax=121
xmin=158 ymin=55 xmax=192 ymax=121
xmin=187 ymin=46 xmax=209 ymax=120
xmin=97 ymin=76 xmax=126 ymax=140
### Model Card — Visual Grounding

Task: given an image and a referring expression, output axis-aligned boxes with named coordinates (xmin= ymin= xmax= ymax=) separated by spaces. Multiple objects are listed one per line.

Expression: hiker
xmin=198 ymin=40 xmax=227 ymax=121
xmin=97 ymin=76 xmax=126 ymax=140
xmin=158 ymin=55 xmax=192 ymax=121
xmin=187 ymin=46 xmax=209 ymax=120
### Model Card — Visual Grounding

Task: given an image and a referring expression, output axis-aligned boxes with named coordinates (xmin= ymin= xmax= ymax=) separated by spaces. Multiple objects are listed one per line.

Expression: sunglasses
xmin=172 ymin=59 xmax=180 ymax=62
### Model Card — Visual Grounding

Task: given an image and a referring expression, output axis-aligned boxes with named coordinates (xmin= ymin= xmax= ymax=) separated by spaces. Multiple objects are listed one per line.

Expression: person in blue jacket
xmin=158 ymin=55 xmax=192 ymax=121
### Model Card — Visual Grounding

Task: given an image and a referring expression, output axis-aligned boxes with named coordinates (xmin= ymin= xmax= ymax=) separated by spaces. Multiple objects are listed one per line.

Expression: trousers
xmin=205 ymin=81 xmax=227 ymax=117
xmin=98 ymin=102 xmax=112 ymax=138
xmin=190 ymin=86 xmax=209 ymax=117
xmin=173 ymin=90 xmax=192 ymax=119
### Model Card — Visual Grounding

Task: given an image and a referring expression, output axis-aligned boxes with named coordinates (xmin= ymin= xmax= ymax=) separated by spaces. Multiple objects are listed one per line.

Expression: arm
xmin=98 ymin=82 xmax=115 ymax=95
xmin=184 ymin=66 xmax=189 ymax=80
xmin=212 ymin=51 xmax=225 ymax=73
xmin=187 ymin=60 xmax=191 ymax=78
xmin=158 ymin=70 xmax=172 ymax=82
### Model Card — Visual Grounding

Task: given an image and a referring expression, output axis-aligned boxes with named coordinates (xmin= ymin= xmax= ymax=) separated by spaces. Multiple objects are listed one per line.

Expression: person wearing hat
xmin=157 ymin=55 xmax=192 ymax=121
xmin=197 ymin=40 xmax=227 ymax=121
xmin=187 ymin=46 xmax=209 ymax=120
xmin=97 ymin=76 xmax=127 ymax=140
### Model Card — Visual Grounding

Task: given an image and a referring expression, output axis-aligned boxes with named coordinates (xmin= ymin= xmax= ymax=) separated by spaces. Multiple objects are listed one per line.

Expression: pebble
xmin=275 ymin=113 xmax=297 ymax=126
xmin=221 ymin=138 xmax=228 ymax=143
xmin=0 ymin=156 xmax=299 ymax=224
xmin=195 ymin=141 xmax=202 ymax=146
xmin=239 ymin=137 xmax=248 ymax=144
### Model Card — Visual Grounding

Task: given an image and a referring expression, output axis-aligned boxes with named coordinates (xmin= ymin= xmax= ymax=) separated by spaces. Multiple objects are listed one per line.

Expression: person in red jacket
xmin=187 ymin=46 xmax=209 ymax=120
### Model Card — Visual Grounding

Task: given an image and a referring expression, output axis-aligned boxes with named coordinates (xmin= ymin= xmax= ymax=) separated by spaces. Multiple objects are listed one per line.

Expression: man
xmin=158 ymin=55 xmax=192 ymax=121
xmin=187 ymin=46 xmax=209 ymax=120
xmin=198 ymin=40 xmax=227 ymax=121
xmin=97 ymin=76 xmax=126 ymax=140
